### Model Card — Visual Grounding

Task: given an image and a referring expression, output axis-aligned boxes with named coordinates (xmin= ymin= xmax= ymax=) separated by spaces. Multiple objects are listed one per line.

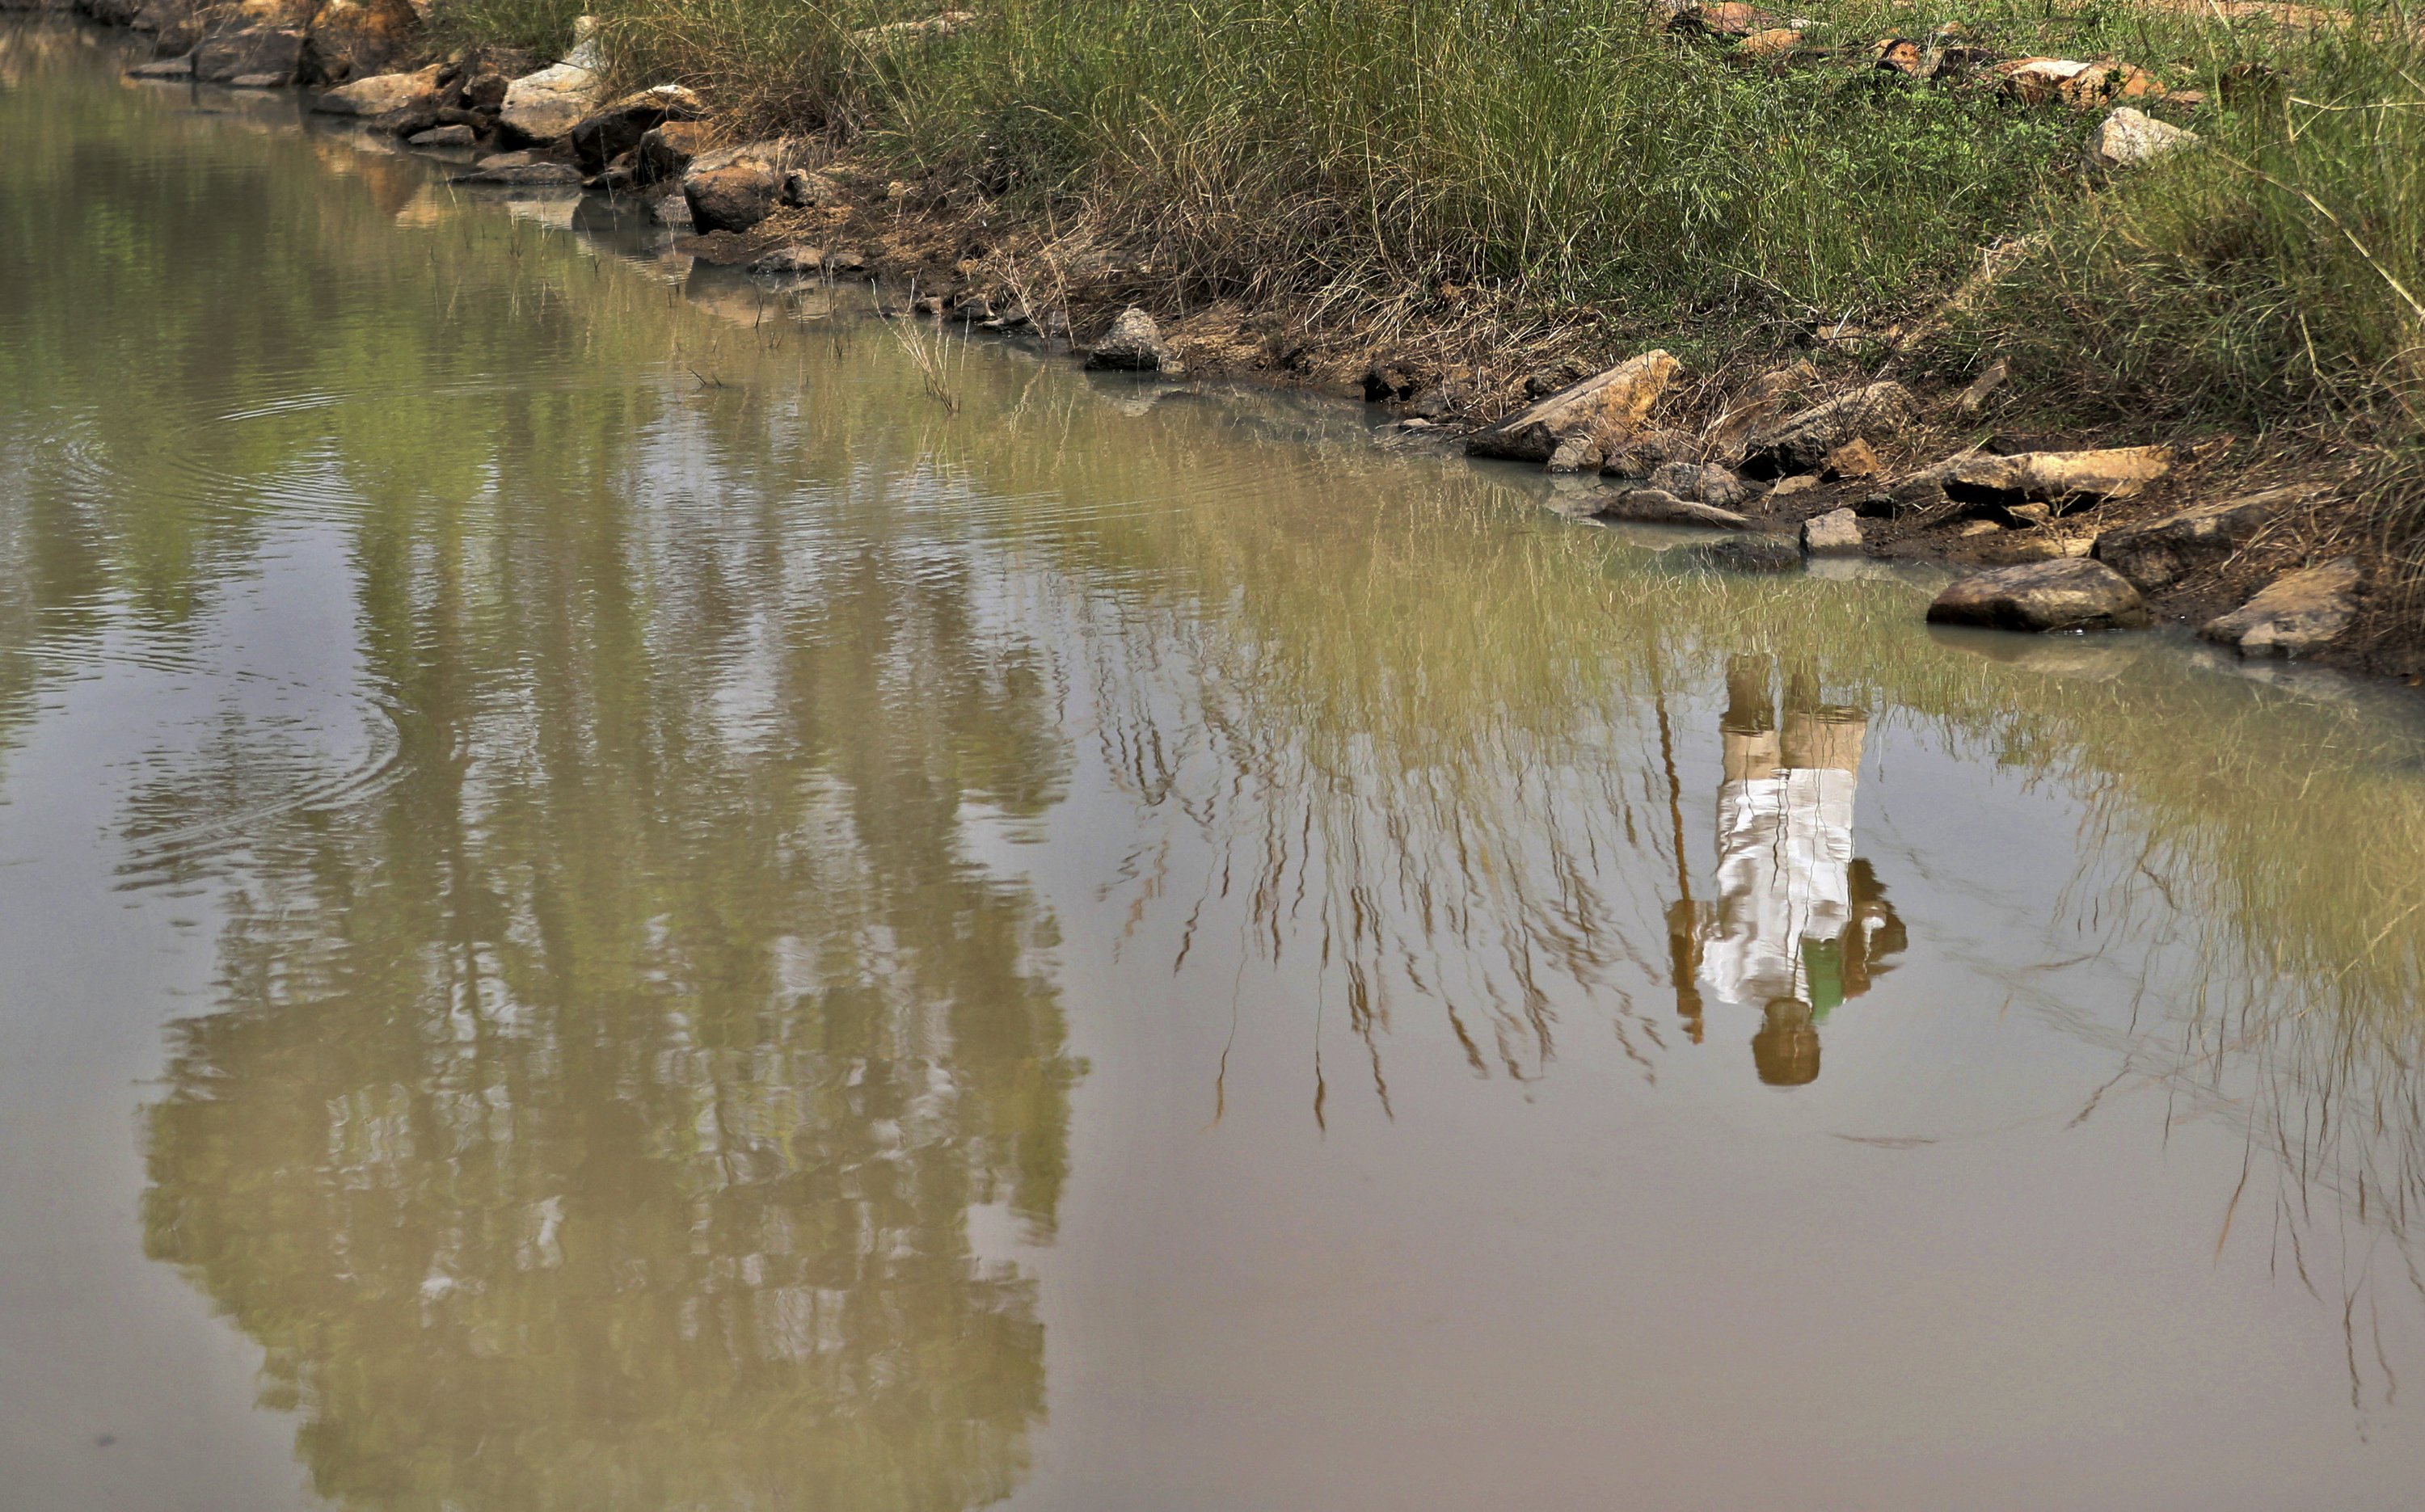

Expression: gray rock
xmin=1800 ymin=508 xmax=1863 ymax=556
xmin=1085 ymin=307 xmax=1183 ymax=374
xmin=1671 ymin=533 xmax=1804 ymax=573
xmin=749 ymin=243 xmax=827 ymax=276
xmin=125 ymin=56 xmax=195 ymax=79
xmin=646 ymin=192 xmax=694 ymax=229
xmin=497 ymin=54 xmax=602 ymax=145
xmin=1647 ymin=461 xmax=1750 ymax=508
xmin=2092 ymin=484 xmax=2308 ymax=592
xmin=683 ymin=161 xmax=782 ymax=233
xmin=1596 ymin=488 xmax=1749 ymax=529
xmin=408 ymin=123 xmax=475 ymax=146
xmin=1741 ymin=381 xmax=1912 ymax=479
xmin=450 ymin=158 xmax=581 ymax=185
xmin=782 ymin=168 xmax=838 ymax=207
xmin=1925 ymin=558 xmax=2150 ymax=633
xmin=2199 ymin=558 xmax=2361 ymax=659
xmin=193 ymin=24 xmax=303 ymax=85
xmin=1546 ymin=435 xmax=1603 ymax=474
xmin=2090 ymin=106 xmax=2199 ymax=169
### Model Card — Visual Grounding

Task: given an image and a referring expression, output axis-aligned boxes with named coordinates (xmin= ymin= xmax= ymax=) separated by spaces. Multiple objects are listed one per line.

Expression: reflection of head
xmin=1752 ymin=997 xmax=1821 ymax=1086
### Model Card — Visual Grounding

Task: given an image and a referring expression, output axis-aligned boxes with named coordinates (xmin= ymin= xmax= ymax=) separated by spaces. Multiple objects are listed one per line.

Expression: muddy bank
xmin=61 ymin=0 xmax=2415 ymax=683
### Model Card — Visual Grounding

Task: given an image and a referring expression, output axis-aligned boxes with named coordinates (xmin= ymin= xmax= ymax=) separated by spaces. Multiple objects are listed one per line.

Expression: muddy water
xmin=7 ymin=19 xmax=2425 ymax=1511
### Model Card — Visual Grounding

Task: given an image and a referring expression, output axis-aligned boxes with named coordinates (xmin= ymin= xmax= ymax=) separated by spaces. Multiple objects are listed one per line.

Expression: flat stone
xmin=450 ymin=159 xmax=581 ymax=185
xmin=1767 ymin=474 xmax=1820 ymax=500
xmin=1085 ymin=307 xmax=1183 ymax=374
xmin=1957 ymin=535 xmax=2097 ymax=566
xmin=2199 ymin=558 xmax=2361 ymax=659
xmin=2090 ymin=105 xmax=2199 ymax=167
xmin=1740 ymin=381 xmax=1912 ymax=478
xmin=1926 ymin=558 xmax=2150 ymax=632
xmin=1800 ymin=508 xmax=1863 ymax=556
xmin=1940 ymin=445 xmax=2172 ymax=512
xmin=1596 ymin=488 xmax=1749 ymax=529
xmin=1671 ymin=533 xmax=1803 ymax=573
xmin=311 ymin=64 xmax=437 ymax=116
xmin=1467 ymin=351 xmax=1679 ymax=463
xmin=749 ymin=243 xmax=827 ymax=276
xmin=2091 ymin=483 xmax=2307 ymax=591
xmin=125 ymin=56 xmax=196 ymax=78
xmin=408 ymin=123 xmax=475 ymax=146
xmin=226 ymin=71 xmax=285 ymax=87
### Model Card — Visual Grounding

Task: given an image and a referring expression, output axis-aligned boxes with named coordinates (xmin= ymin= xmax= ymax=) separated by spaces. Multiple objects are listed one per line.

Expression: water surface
xmin=6 ymin=19 xmax=2425 ymax=1510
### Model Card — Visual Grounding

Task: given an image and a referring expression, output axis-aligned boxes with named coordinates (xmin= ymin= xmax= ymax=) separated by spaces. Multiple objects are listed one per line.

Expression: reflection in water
xmin=1669 ymin=657 xmax=1905 ymax=1084
xmin=8 ymin=16 xmax=2425 ymax=1506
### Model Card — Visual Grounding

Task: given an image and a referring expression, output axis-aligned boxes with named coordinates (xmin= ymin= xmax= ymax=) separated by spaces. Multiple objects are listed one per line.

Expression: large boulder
xmin=299 ymin=0 xmax=421 ymax=85
xmin=1938 ymin=445 xmax=2171 ymax=512
xmin=568 ymin=85 xmax=704 ymax=173
xmin=635 ymin=119 xmax=713 ymax=184
xmin=1926 ymin=558 xmax=2150 ymax=632
xmin=1085 ymin=308 xmax=1183 ymax=374
xmin=1466 ymin=351 xmax=1679 ymax=463
xmin=681 ymin=145 xmax=784 ymax=233
xmin=497 ymin=16 xmax=605 ymax=145
xmin=1740 ymin=381 xmax=1911 ymax=479
xmin=310 ymin=62 xmax=436 ymax=116
xmin=2199 ymin=558 xmax=2361 ymax=659
xmin=2092 ymin=484 xmax=2306 ymax=592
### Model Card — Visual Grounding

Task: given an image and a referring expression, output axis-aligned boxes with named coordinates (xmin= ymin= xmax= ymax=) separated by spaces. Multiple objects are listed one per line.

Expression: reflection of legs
xmin=1782 ymin=659 xmax=1866 ymax=773
xmin=1722 ymin=655 xmax=1778 ymax=783
xmin=1752 ymin=998 xmax=1821 ymax=1086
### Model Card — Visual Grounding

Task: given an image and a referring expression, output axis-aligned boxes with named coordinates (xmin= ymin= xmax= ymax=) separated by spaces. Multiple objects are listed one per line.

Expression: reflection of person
xmin=1667 ymin=657 xmax=1906 ymax=1085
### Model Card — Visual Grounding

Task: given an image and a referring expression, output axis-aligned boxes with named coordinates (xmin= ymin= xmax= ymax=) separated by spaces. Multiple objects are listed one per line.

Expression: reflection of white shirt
xmin=1701 ymin=769 xmax=1856 ymax=1007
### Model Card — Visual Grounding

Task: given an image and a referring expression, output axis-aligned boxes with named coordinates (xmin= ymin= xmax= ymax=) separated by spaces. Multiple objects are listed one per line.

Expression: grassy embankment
xmin=428 ymin=0 xmax=2425 ymax=641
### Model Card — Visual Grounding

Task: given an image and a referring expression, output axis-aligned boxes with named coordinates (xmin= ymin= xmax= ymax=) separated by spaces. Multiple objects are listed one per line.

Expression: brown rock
xmin=1997 ymin=57 xmax=2166 ymax=109
xmin=1740 ymin=381 xmax=1912 ymax=479
xmin=1821 ymin=438 xmax=1879 ymax=480
xmin=310 ymin=62 xmax=436 ymax=116
xmin=683 ymin=161 xmax=782 ymax=234
xmin=635 ymin=119 xmax=712 ymax=185
xmin=2199 ymin=558 xmax=2361 ymax=659
xmin=1738 ymin=26 xmax=1801 ymax=59
xmin=2092 ymin=484 xmax=2307 ymax=591
xmin=1466 ymin=351 xmax=1680 ymax=463
xmin=1941 ymin=445 xmax=2171 ymax=512
xmin=568 ymin=85 xmax=704 ymax=174
xmin=1926 ymin=558 xmax=2150 ymax=632
xmin=299 ymin=0 xmax=420 ymax=85
xmin=192 ymin=19 xmax=304 ymax=84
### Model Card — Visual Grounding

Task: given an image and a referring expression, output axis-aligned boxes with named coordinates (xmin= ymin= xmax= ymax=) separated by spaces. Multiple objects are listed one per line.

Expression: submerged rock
xmin=408 ymin=123 xmax=474 ymax=146
xmin=2199 ymin=558 xmax=2361 ymax=659
xmin=451 ymin=154 xmax=580 ymax=185
xmin=2092 ymin=484 xmax=2305 ymax=591
xmin=1597 ymin=488 xmax=1749 ymax=529
xmin=1926 ymin=558 xmax=2150 ymax=632
xmin=1740 ymin=381 xmax=1912 ymax=479
xmin=1086 ymin=308 xmax=1183 ymax=374
xmin=1671 ymin=533 xmax=1803 ymax=573
xmin=1466 ymin=351 xmax=1679 ymax=464
xmin=749 ymin=243 xmax=826 ymax=276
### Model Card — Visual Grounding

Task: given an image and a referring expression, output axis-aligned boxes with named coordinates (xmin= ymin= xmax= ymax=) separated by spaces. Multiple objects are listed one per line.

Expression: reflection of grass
xmin=886 ymin=308 xmax=965 ymax=413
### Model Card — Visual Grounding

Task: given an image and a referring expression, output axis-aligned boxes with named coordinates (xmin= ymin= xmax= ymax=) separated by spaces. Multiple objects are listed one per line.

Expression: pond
xmin=4 ymin=18 xmax=2423 ymax=1510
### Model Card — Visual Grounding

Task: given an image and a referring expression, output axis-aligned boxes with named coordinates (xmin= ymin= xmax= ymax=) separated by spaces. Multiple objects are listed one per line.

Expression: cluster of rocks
xmin=91 ymin=0 xmax=420 ymax=89
xmin=1419 ymin=345 xmax=2357 ymax=659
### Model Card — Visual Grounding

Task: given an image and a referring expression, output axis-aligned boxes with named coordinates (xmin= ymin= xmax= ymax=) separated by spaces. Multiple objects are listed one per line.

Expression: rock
xmin=458 ymin=44 xmax=535 ymax=112
xmin=497 ymin=18 xmax=605 ymax=145
xmin=2199 ymin=558 xmax=2360 ymax=659
xmin=1940 ymin=445 xmax=2172 ymax=512
xmin=782 ymin=167 xmax=837 ymax=207
xmin=634 ymin=119 xmax=711 ymax=185
xmin=568 ymin=84 xmax=703 ymax=173
xmin=1767 ymin=474 xmax=1820 ymax=501
xmin=682 ymin=160 xmax=781 ymax=233
xmin=1956 ymin=359 xmax=2010 ymax=414
xmin=1466 ymin=351 xmax=1680 ymax=463
xmin=1926 ymin=558 xmax=2150 ymax=632
xmin=1740 ymin=381 xmax=1912 ymax=479
xmin=749 ymin=243 xmax=827 ymax=276
xmin=1959 ymin=535 xmax=2096 ymax=566
xmin=298 ymin=0 xmax=420 ymax=85
xmin=1602 ymin=426 xmax=1692 ymax=479
xmin=646 ymin=192 xmax=693 ymax=229
xmin=1998 ymin=57 xmax=2167 ymax=109
xmin=193 ymin=23 xmax=304 ymax=84
xmin=126 ymin=55 xmax=196 ymax=78
xmin=408 ymin=123 xmax=474 ymax=146
xmin=1546 ymin=436 xmax=1604 ymax=474
xmin=1739 ymin=26 xmax=1802 ymax=59
xmin=1672 ymin=533 xmax=1803 ymax=573
xmin=310 ymin=62 xmax=435 ymax=116
xmin=1523 ymin=357 xmax=1594 ymax=399
xmin=1957 ymin=520 xmax=2003 ymax=537
xmin=1821 ymin=437 xmax=1880 ymax=480
xmin=450 ymin=157 xmax=580 ymax=185
xmin=2090 ymin=106 xmax=2198 ymax=168
xmin=1086 ymin=307 xmax=1183 ymax=374
xmin=227 ymin=71 xmax=285 ymax=86
xmin=1647 ymin=461 xmax=1750 ymax=508
xmin=1801 ymin=508 xmax=1863 ymax=556
xmin=1363 ymin=360 xmax=1423 ymax=402
xmin=2093 ymin=486 xmax=2307 ymax=592
xmin=1597 ymin=488 xmax=1750 ymax=529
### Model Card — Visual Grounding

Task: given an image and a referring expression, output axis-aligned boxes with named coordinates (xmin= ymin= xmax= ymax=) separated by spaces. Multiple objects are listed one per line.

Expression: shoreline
xmin=34 ymin=1 xmax=2422 ymax=686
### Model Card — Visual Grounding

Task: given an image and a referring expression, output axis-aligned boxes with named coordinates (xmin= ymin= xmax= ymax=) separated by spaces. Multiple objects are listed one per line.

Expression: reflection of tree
xmin=136 ymin=308 xmax=1079 ymax=1512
